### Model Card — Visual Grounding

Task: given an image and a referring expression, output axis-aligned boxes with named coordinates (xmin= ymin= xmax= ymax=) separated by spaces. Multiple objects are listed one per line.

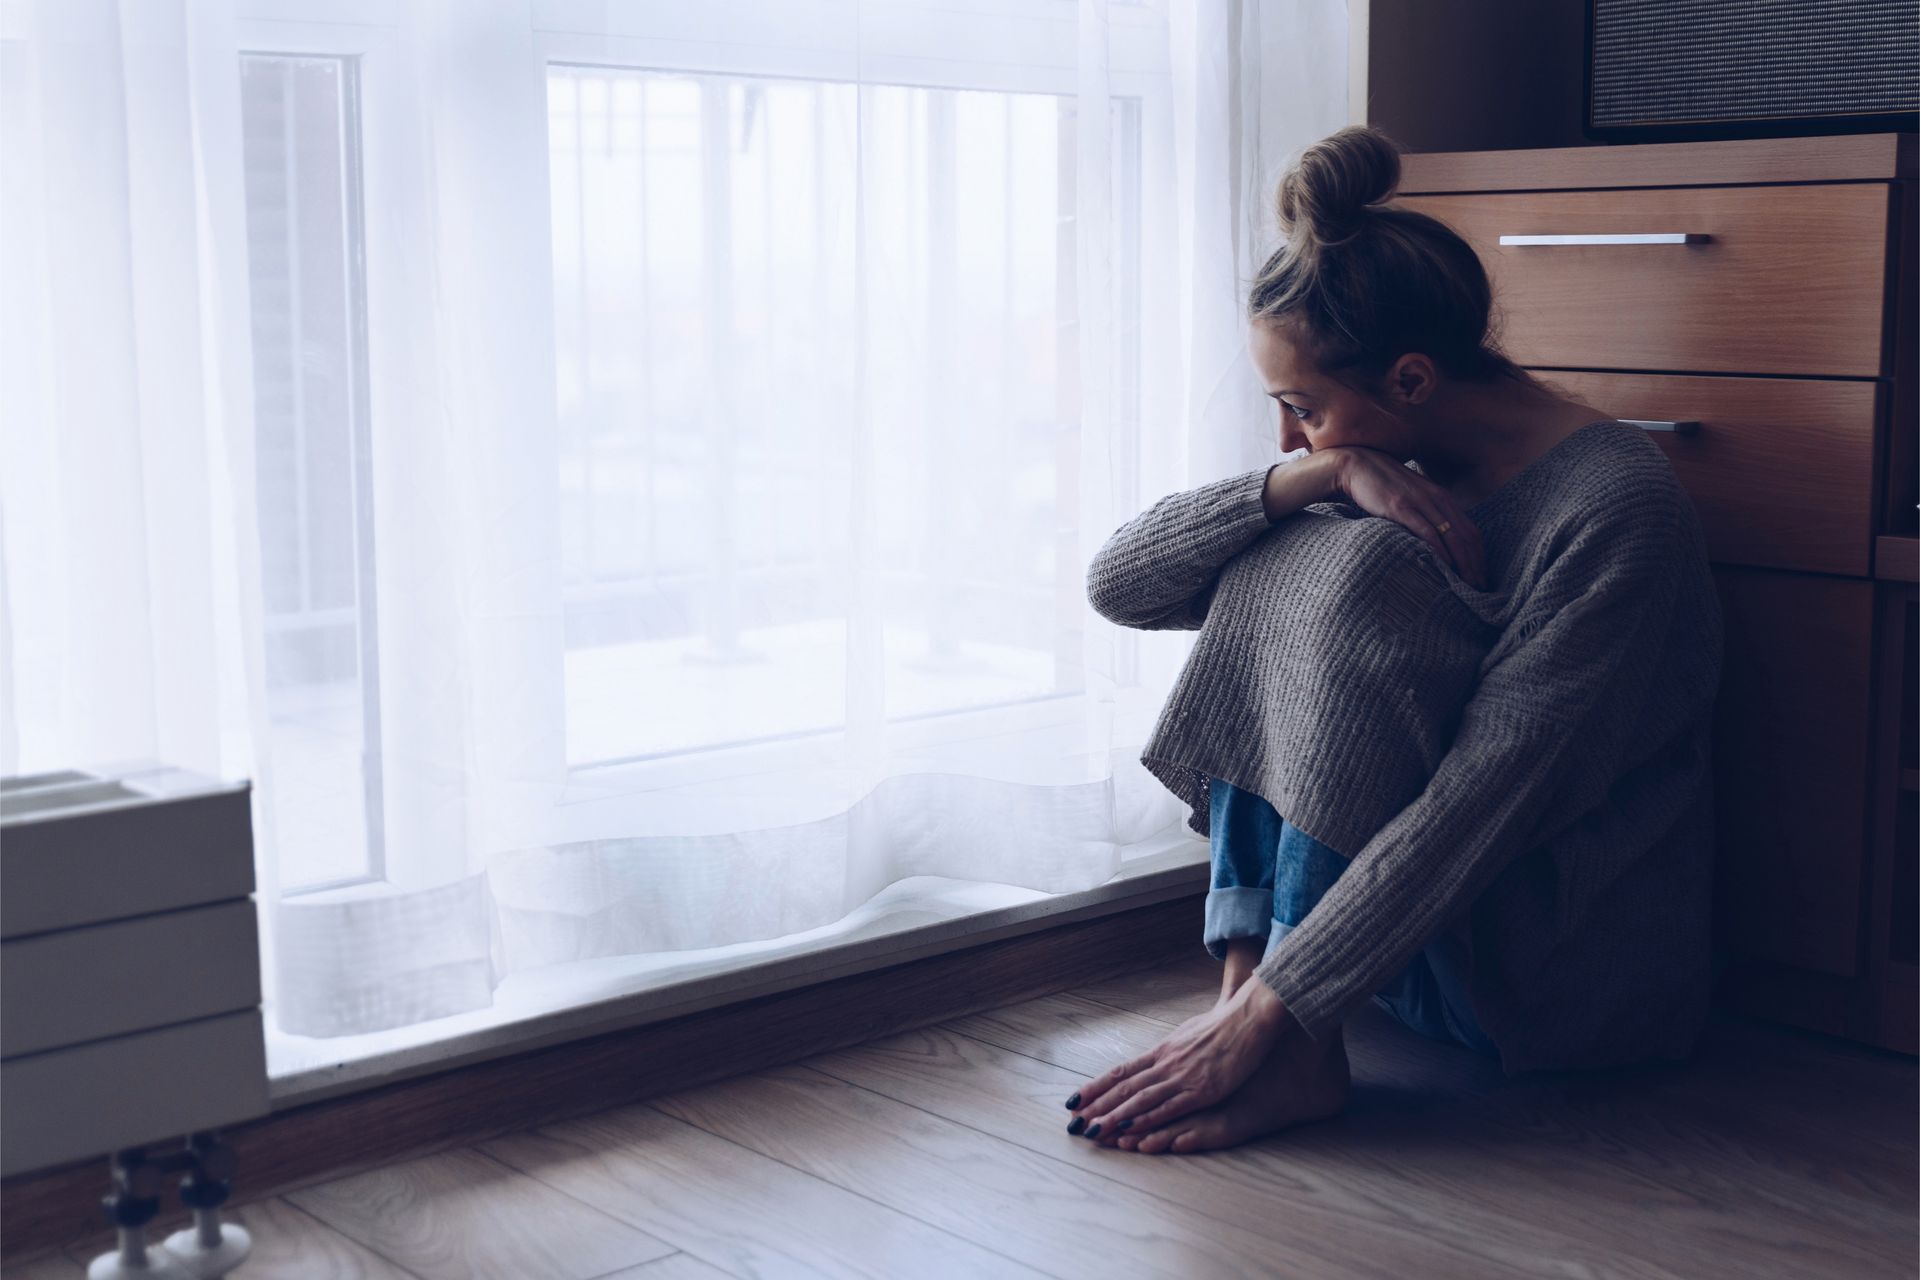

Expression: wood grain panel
xmin=1709 ymin=570 xmax=1875 ymax=978
xmin=1876 ymin=536 xmax=1919 ymax=582
xmin=1397 ymin=133 xmax=1915 ymax=194
xmin=791 ymin=1024 xmax=1562 ymax=1280
xmin=0 ymin=1251 xmax=83 ymax=1279
xmin=22 ymin=943 xmax=1918 ymax=1280
xmin=1397 ymin=185 xmax=1892 ymax=377
xmin=0 ymin=896 xmax=1201 ymax=1264
xmin=1537 ymin=372 xmax=1877 ymax=575
xmin=598 ymin=1254 xmax=738 ymax=1280
xmin=1885 ymin=179 xmax=1917 ymax=537
xmin=482 ymin=1109 xmax=1052 ymax=1280
xmin=1864 ymin=583 xmax=1920 ymax=1054
xmin=1087 ymin=958 xmax=1918 ymax=1192
xmin=969 ymin=987 xmax=1915 ymax=1216
xmin=57 ymin=1197 xmax=417 ymax=1280
xmin=809 ymin=995 xmax=1914 ymax=1280
xmin=1877 ymin=979 xmax=1918 ymax=1055
xmin=194 ymin=1198 xmax=417 ymax=1280
xmin=1071 ymin=952 xmax=1224 ymax=1024
xmin=217 ymin=1198 xmax=418 ymax=1280
xmin=1044 ymin=988 xmax=1910 ymax=1271
xmin=284 ymin=1147 xmax=674 ymax=1280
xmin=650 ymin=1060 xmax=1348 ymax=1280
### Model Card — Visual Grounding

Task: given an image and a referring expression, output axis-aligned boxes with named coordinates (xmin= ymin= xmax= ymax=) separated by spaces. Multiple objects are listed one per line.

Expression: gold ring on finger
xmin=1436 ymin=521 xmax=1452 ymax=534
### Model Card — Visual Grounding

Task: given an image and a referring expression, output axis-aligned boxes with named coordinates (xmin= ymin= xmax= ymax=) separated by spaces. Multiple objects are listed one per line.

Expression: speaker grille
xmin=1592 ymin=0 xmax=1919 ymax=127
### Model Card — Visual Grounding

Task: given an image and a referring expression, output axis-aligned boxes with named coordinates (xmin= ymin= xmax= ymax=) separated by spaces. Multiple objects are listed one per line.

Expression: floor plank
xmin=284 ymin=1147 xmax=675 ymax=1280
xmin=224 ymin=1198 xmax=420 ymax=1279
xmin=1078 ymin=962 xmax=1919 ymax=1197
xmin=928 ymin=984 xmax=1915 ymax=1279
xmin=56 ymin=1195 xmax=420 ymax=1280
xmin=650 ymin=1059 xmax=1381 ymax=1280
xmin=28 ymin=949 xmax=1909 ymax=1278
xmin=1072 ymin=954 xmax=1224 ymax=1023
xmin=0 ymin=1252 xmax=84 ymax=1279
xmin=799 ymin=1017 xmax=1645 ymax=1279
xmin=595 ymin=1254 xmax=740 ymax=1280
xmin=480 ymin=1104 xmax=1053 ymax=1279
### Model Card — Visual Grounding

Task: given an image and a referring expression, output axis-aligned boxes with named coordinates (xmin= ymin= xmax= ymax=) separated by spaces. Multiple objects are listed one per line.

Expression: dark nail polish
xmin=1064 ymin=1093 xmax=1081 ymax=1109
xmin=1117 ymin=1118 xmax=1132 ymax=1133
xmin=1085 ymin=1123 xmax=1102 ymax=1139
xmin=1067 ymin=1115 xmax=1086 ymax=1135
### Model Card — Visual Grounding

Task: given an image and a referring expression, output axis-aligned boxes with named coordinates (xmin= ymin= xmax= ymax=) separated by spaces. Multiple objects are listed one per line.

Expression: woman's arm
xmin=1085 ymin=453 xmax=1345 ymax=630
xmin=1247 ymin=489 xmax=1709 ymax=1043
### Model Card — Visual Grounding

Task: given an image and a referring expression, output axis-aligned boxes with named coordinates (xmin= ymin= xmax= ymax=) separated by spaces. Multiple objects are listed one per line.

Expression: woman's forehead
xmin=1249 ymin=321 xmax=1319 ymax=392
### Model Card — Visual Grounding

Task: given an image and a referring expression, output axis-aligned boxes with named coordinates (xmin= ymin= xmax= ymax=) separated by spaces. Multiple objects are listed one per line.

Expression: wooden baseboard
xmin=1 ymin=892 xmax=1205 ymax=1265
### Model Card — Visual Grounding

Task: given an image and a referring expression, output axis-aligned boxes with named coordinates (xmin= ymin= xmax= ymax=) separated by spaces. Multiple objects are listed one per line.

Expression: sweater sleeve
xmin=1248 ymin=492 xmax=1687 ymax=1043
xmin=1085 ymin=465 xmax=1279 ymax=631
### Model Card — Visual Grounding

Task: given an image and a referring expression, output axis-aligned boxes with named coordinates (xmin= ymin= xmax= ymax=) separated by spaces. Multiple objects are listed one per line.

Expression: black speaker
xmin=1585 ymin=0 xmax=1920 ymax=143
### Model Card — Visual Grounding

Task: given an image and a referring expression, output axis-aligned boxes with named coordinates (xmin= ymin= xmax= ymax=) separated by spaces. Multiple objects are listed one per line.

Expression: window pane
xmin=239 ymin=53 xmax=381 ymax=890
xmin=550 ymin=66 xmax=1138 ymax=768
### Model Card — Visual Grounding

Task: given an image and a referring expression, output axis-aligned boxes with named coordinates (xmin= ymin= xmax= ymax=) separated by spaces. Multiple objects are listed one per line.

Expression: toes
xmin=1121 ymin=1089 xmax=1197 ymax=1138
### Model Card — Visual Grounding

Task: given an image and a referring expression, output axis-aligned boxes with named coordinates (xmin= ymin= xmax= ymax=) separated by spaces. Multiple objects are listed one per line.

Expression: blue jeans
xmin=1204 ymin=777 xmax=1497 ymax=1056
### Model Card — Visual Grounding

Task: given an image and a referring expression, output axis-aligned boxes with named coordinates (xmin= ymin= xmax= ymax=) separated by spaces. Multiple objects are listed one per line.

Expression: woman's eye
xmin=1284 ymin=403 xmax=1310 ymax=421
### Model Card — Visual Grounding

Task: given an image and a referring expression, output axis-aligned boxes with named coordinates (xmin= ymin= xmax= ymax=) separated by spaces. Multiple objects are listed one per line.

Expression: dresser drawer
xmin=1397 ymin=184 xmax=1895 ymax=378
xmin=1542 ymin=371 xmax=1879 ymax=576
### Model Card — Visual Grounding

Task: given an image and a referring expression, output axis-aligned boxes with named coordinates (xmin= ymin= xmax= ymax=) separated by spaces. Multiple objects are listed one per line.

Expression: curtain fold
xmin=0 ymin=0 xmax=1348 ymax=1047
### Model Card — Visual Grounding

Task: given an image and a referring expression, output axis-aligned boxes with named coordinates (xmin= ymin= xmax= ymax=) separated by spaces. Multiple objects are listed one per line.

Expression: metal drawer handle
xmin=1620 ymin=418 xmax=1701 ymax=436
xmin=1497 ymin=233 xmax=1711 ymax=245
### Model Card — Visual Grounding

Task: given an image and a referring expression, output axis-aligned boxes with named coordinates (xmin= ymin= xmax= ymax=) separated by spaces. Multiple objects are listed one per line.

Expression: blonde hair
xmin=1248 ymin=125 xmax=1551 ymax=407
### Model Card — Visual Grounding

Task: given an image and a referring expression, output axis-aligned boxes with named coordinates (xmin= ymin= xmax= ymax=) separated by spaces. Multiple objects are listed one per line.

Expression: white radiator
xmin=0 ymin=763 xmax=268 ymax=1178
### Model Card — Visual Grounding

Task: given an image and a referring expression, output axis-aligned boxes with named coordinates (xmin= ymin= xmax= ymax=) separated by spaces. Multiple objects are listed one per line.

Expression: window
xmin=237 ymin=52 xmax=383 ymax=891
xmin=548 ymin=65 xmax=1142 ymax=768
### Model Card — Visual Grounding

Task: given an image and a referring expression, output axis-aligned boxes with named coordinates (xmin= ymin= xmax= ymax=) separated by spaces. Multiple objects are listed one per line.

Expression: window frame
xmin=235 ymin=12 xmax=411 ymax=895
xmin=231 ymin=0 xmax=1177 ymax=835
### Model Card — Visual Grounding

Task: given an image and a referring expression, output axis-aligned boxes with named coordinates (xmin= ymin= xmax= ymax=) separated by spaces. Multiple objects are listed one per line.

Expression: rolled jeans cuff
xmin=1202 ymin=886 xmax=1275 ymax=961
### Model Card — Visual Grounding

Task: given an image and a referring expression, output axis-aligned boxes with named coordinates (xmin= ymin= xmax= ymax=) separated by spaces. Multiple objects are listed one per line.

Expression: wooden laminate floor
xmin=14 ymin=955 xmax=1917 ymax=1279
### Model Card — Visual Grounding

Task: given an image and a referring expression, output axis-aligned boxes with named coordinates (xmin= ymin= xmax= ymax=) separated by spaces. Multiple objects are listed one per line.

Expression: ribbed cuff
xmin=1251 ymin=945 xmax=1336 ymax=1043
xmin=1203 ymin=465 xmax=1283 ymax=540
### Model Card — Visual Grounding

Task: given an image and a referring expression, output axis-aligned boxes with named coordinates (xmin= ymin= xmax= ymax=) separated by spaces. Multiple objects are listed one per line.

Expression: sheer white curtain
xmin=0 ymin=0 xmax=1347 ymax=1046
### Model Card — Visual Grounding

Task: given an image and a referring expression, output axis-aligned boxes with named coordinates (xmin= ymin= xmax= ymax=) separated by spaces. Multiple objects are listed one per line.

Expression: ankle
xmin=1301 ymin=1022 xmax=1349 ymax=1078
xmin=1217 ymin=937 xmax=1265 ymax=1001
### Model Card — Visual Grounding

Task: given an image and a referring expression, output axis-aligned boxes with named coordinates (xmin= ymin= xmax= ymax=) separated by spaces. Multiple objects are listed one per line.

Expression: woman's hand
xmin=1327 ymin=447 xmax=1489 ymax=589
xmin=1066 ymin=977 xmax=1291 ymax=1143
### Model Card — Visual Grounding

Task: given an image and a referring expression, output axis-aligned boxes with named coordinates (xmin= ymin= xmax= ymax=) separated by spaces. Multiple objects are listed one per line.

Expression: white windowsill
xmin=266 ymin=826 xmax=1210 ymax=1108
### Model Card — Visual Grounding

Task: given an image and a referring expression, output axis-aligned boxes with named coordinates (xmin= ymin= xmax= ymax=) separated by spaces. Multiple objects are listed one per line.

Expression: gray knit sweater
xmin=1087 ymin=420 xmax=1725 ymax=1075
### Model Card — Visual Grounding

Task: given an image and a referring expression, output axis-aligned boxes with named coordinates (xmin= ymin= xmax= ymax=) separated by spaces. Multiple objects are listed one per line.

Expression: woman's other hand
xmin=1327 ymin=446 xmax=1489 ymax=590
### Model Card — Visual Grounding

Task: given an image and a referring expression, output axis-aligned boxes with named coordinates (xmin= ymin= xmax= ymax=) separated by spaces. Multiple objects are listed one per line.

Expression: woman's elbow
xmin=1085 ymin=563 xmax=1136 ymax=626
xmin=1085 ymin=569 xmax=1202 ymax=631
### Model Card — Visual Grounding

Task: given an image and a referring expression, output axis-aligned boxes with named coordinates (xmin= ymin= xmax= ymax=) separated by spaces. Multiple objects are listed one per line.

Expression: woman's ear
xmin=1388 ymin=352 xmax=1437 ymax=406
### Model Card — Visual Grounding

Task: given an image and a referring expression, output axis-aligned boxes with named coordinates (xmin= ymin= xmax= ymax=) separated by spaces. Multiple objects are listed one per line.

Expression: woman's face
xmin=1246 ymin=318 xmax=1425 ymax=462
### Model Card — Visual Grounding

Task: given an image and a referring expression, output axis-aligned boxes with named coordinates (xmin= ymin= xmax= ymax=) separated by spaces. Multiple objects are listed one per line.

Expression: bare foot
xmin=1112 ymin=1022 xmax=1350 ymax=1155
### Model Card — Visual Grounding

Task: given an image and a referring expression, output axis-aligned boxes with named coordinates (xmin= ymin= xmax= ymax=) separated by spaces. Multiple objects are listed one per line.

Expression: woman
xmin=1064 ymin=125 xmax=1725 ymax=1155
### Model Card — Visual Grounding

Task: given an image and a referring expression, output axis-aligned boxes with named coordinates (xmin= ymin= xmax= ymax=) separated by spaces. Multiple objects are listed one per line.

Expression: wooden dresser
xmin=1397 ymin=133 xmax=1918 ymax=1055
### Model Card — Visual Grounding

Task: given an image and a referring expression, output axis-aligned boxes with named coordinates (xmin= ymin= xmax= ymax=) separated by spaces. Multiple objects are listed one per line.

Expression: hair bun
xmin=1275 ymin=125 xmax=1403 ymax=249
